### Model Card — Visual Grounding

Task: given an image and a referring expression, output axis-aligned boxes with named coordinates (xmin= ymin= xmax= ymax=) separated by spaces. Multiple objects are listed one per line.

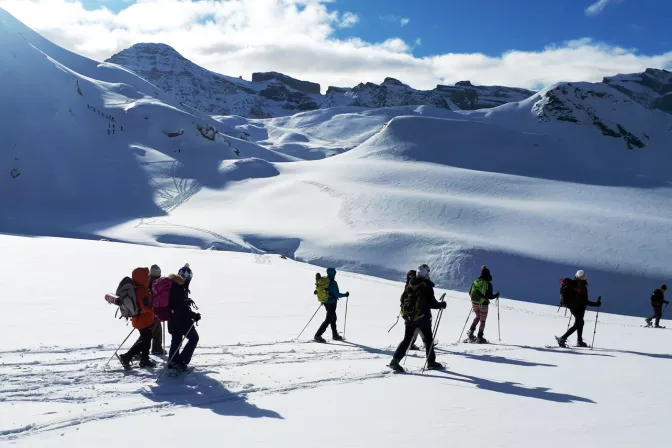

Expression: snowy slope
xmin=0 ymin=234 xmax=670 ymax=447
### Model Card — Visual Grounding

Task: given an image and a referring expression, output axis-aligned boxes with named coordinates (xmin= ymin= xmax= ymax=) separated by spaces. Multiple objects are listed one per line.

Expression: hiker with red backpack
xmin=167 ymin=264 xmax=201 ymax=372
xmin=556 ymin=270 xmax=601 ymax=347
xmin=148 ymin=264 xmax=165 ymax=355
xmin=118 ymin=267 xmax=157 ymax=369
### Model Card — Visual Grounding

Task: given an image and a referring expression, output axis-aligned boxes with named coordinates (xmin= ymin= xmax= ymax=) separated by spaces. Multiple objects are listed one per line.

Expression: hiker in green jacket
xmin=466 ymin=266 xmax=499 ymax=344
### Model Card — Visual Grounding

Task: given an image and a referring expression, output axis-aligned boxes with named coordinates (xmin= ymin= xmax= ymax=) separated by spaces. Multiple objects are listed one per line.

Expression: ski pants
xmin=169 ymin=321 xmax=199 ymax=365
xmin=316 ymin=302 xmax=338 ymax=337
xmin=124 ymin=327 xmax=152 ymax=361
xmin=393 ymin=324 xmax=436 ymax=364
xmin=410 ymin=326 xmax=429 ymax=347
xmin=151 ymin=319 xmax=163 ymax=353
xmin=649 ymin=305 xmax=663 ymax=326
xmin=469 ymin=303 xmax=489 ymax=337
xmin=562 ymin=309 xmax=585 ymax=342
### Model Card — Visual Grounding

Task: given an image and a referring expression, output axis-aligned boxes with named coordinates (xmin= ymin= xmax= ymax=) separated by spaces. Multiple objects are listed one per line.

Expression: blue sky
xmin=3 ymin=0 xmax=671 ymax=91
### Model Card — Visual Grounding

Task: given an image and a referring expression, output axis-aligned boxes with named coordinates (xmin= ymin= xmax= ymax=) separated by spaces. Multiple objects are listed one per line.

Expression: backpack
xmin=470 ymin=278 xmax=490 ymax=305
xmin=114 ymin=277 xmax=140 ymax=319
xmin=560 ymin=278 xmax=577 ymax=308
xmin=152 ymin=277 xmax=173 ymax=322
xmin=401 ymin=280 xmax=423 ymax=322
xmin=315 ymin=273 xmax=331 ymax=303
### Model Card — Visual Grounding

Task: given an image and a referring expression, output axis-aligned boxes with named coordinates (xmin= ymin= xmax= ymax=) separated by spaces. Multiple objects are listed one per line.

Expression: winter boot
xmin=466 ymin=330 xmax=476 ymax=342
xmin=410 ymin=344 xmax=421 ymax=351
xmin=476 ymin=335 xmax=488 ymax=344
xmin=314 ymin=335 xmax=327 ymax=343
xmin=576 ymin=340 xmax=588 ymax=348
xmin=139 ymin=358 xmax=157 ymax=368
xmin=117 ymin=353 xmax=132 ymax=369
xmin=388 ymin=359 xmax=405 ymax=372
xmin=332 ymin=334 xmax=344 ymax=341
xmin=555 ymin=336 xmax=567 ymax=348
xmin=645 ymin=318 xmax=652 ymax=327
xmin=168 ymin=361 xmax=189 ymax=372
xmin=426 ymin=361 xmax=445 ymax=370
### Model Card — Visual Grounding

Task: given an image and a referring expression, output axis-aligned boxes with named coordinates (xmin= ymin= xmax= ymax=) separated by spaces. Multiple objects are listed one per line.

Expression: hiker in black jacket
xmin=556 ymin=270 xmax=601 ymax=347
xmin=646 ymin=285 xmax=668 ymax=328
xmin=389 ymin=264 xmax=446 ymax=372
xmin=167 ymin=271 xmax=200 ymax=371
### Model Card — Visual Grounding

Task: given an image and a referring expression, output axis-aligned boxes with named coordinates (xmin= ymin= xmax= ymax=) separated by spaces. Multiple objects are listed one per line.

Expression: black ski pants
xmin=649 ymin=305 xmax=663 ymax=326
xmin=169 ymin=320 xmax=199 ymax=365
xmin=124 ymin=327 xmax=152 ymax=361
xmin=316 ymin=302 xmax=338 ymax=337
xmin=562 ymin=309 xmax=585 ymax=342
xmin=393 ymin=324 xmax=436 ymax=363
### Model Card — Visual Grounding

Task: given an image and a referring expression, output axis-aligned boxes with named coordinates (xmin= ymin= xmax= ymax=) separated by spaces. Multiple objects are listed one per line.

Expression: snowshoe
xmin=410 ymin=344 xmax=421 ymax=351
xmin=332 ymin=334 xmax=344 ymax=341
xmin=426 ymin=361 xmax=445 ymax=370
xmin=576 ymin=341 xmax=588 ymax=348
xmin=555 ymin=336 xmax=568 ymax=348
xmin=139 ymin=358 xmax=157 ymax=368
xmin=388 ymin=359 xmax=405 ymax=373
xmin=314 ymin=335 xmax=327 ymax=343
xmin=117 ymin=353 xmax=131 ymax=370
xmin=654 ymin=325 xmax=666 ymax=329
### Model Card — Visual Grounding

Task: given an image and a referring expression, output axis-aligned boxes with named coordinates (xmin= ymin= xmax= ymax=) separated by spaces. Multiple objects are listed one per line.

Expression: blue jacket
xmin=325 ymin=268 xmax=346 ymax=304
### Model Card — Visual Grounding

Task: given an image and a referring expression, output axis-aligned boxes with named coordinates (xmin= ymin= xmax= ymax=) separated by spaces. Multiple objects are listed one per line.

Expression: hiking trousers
xmin=169 ymin=321 xmax=199 ymax=365
xmin=393 ymin=324 xmax=436 ymax=363
xmin=151 ymin=319 xmax=163 ymax=353
xmin=124 ymin=327 xmax=152 ymax=361
xmin=649 ymin=305 xmax=663 ymax=326
xmin=562 ymin=309 xmax=585 ymax=342
xmin=469 ymin=303 xmax=489 ymax=337
xmin=316 ymin=302 xmax=338 ymax=337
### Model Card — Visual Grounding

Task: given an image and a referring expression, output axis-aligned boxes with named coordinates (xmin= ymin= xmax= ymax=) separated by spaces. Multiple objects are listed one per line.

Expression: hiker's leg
xmin=151 ymin=320 xmax=162 ymax=352
xmin=392 ymin=325 xmax=416 ymax=361
xmin=139 ymin=327 xmax=152 ymax=360
xmin=315 ymin=304 xmax=331 ymax=337
xmin=327 ymin=303 xmax=338 ymax=335
xmin=178 ymin=327 xmax=199 ymax=365
xmin=420 ymin=326 xmax=436 ymax=363
xmin=477 ymin=305 xmax=489 ymax=337
xmin=654 ymin=306 xmax=663 ymax=326
xmin=125 ymin=333 xmax=145 ymax=359
xmin=561 ymin=311 xmax=581 ymax=339
xmin=168 ymin=321 xmax=183 ymax=362
xmin=469 ymin=303 xmax=480 ymax=333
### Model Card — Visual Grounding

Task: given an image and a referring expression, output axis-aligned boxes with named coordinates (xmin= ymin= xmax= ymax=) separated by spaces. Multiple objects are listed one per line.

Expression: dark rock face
xmin=252 ymin=72 xmax=321 ymax=95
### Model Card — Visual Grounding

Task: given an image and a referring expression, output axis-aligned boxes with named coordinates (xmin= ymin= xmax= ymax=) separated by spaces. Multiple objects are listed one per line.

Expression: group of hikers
xmin=109 ymin=261 xmax=668 ymax=374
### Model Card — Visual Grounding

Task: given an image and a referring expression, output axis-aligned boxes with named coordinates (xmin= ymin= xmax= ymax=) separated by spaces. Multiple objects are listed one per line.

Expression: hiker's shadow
xmin=420 ymin=370 xmax=595 ymax=404
xmin=142 ymin=371 xmax=283 ymax=419
xmin=435 ymin=348 xmax=557 ymax=367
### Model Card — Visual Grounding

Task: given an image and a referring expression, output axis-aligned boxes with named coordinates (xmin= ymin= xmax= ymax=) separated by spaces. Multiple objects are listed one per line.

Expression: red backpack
xmin=152 ymin=277 xmax=173 ymax=321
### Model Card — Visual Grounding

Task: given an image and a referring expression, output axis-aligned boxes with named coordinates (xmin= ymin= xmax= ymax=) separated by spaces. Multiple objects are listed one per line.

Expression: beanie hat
xmin=575 ymin=270 xmax=586 ymax=281
xmin=662 ymin=284 xmax=668 ymax=291
xmin=150 ymin=264 xmax=161 ymax=277
xmin=417 ymin=265 xmax=430 ymax=279
xmin=480 ymin=265 xmax=492 ymax=282
xmin=178 ymin=263 xmax=192 ymax=280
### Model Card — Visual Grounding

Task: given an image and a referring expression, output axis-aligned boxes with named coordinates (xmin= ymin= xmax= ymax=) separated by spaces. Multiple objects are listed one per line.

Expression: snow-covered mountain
xmin=2 ymin=8 xmax=672 ymax=318
xmin=107 ymin=43 xmax=536 ymax=118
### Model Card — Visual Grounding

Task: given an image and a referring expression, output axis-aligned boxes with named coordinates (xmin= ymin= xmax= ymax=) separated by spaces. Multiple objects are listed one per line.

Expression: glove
xmin=494 ymin=292 xmax=500 ymax=299
xmin=193 ymin=313 xmax=202 ymax=322
xmin=440 ymin=301 xmax=447 ymax=309
xmin=313 ymin=290 xmax=317 ymax=295
xmin=345 ymin=292 xmax=350 ymax=297
xmin=596 ymin=296 xmax=602 ymax=307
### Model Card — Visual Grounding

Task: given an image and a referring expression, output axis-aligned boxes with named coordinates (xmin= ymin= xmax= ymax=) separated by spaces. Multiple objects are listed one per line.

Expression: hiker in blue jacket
xmin=314 ymin=268 xmax=349 ymax=343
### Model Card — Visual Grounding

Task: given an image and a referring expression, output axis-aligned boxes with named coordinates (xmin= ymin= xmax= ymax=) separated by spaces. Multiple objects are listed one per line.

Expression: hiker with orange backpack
xmin=118 ymin=267 xmax=157 ymax=369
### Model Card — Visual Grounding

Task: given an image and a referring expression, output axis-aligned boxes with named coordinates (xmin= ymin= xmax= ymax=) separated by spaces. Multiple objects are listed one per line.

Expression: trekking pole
xmin=567 ymin=314 xmax=572 ymax=330
xmin=103 ymin=328 xmax=135 ymax=369
xmin=296 ymin=304 xmax=322 ymax=341
xmin=423 ymin=298 xmax=446 ymax=373
xmin=343 ymin=296 xmax=349 ymax=339
xmin=162 ymin=322 xmax=166 ymax=353
xmin=388 ymin=316 xmax=400 ymax=333
xmin=591 ymin=303 xmax=601 ymax=350
xmin=497 ymin=298 xmax=501 ymax=342
xmin=157 ymin=322 xmax=195 ymax=382
xmin=457 ymin=307 xmax=473 ymax=343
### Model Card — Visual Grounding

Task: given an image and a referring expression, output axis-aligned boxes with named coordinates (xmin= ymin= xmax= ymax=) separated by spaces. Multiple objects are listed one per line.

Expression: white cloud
xmin=338 ymin=11 xmax=359 ymax=28
xmin=585 ymin=0 xmax=621 ymax=16
xmin=1 ymin=0 xmax=670 ymax=93
xmin=415 ymin=38 xmax=422 ymax=46
xmin=400 ymin=17 xmax=409 ymax=26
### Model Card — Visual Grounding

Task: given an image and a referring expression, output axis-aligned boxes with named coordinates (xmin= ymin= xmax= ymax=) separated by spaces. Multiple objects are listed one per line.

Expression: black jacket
xmin=651 ymin=289 xmax=668 ymax=307
xmin=566 ymin=279 xmax=600 ymax=316
xmin=168 ymin=275 xmax=197 ymax=328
